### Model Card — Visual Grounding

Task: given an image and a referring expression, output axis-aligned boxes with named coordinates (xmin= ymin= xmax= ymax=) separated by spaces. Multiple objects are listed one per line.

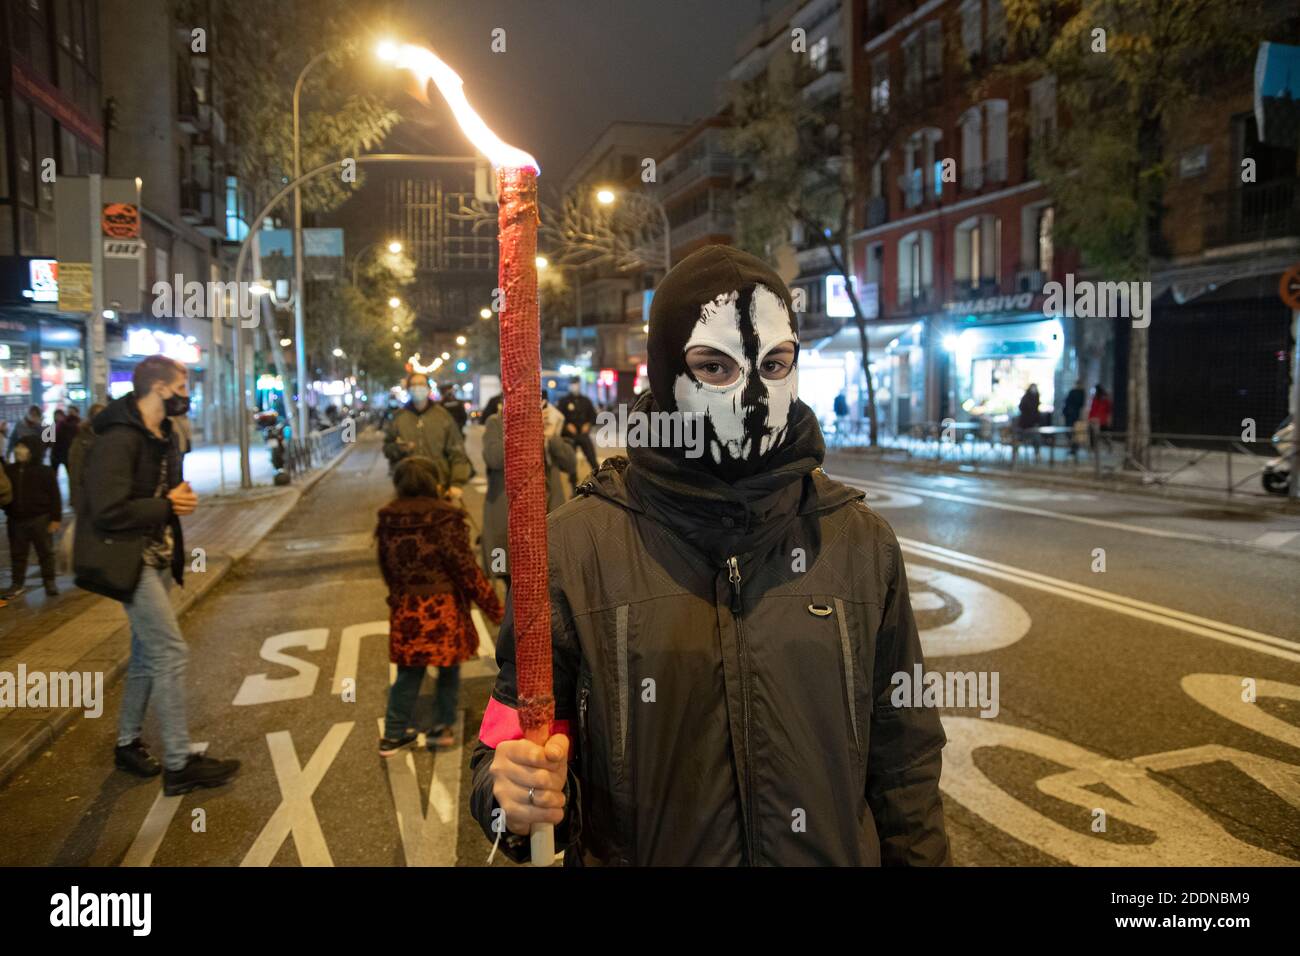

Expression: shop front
xmin=109 ymin=324 xmax=204 ymax=409
xmin=941 ymin=311 xmax=1066 ymax=424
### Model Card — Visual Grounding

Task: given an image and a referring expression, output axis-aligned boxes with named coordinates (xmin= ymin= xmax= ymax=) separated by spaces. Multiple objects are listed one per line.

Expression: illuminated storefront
xmin=943 ymin=314 xmax=1066 ymax=422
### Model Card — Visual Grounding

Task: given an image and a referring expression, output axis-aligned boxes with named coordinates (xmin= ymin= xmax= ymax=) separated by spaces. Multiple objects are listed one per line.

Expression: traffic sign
xmin=1280 ymin=264 xmax=1300 ymax=310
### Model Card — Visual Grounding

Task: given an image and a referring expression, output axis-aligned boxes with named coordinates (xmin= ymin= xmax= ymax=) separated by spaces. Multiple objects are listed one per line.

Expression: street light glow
xmin=441 ymin=351 xmax=450 ymax=361
xmin=535 ymin=256 xmax=548 ymax=270
xmin=332 ymin=347 xmax=344 ymax=357
xmin=480 ymin=308 xmax=492 ymax=319
xmin=280 ymin=338 xmax=292 ymax=347
xmin=455 ymin=335 xmax=467 ymax=346
xmin=389 ymin=297 xmax=401 ymax=309
xmin=375 ymin=40 xmax=399 ymax=62
xmin=596 ymin=188 xmax=616 ymax=205
xmin=387 ymin=240 xmax=403 ymax=254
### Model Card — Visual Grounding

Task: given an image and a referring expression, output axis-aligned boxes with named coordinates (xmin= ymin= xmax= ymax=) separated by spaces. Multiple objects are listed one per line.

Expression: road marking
xmin=835 ymin=475 xmax=1295 ymax=550
xmin=330 ymin=621 xmax=389 ymax=696
xmin=471 ymin=607 xmax=496 ymax=659
xmin=909 ymin=563 xmax=1032 ymax=656
xmin=233 ymin=629 xmax=328 ymax=705
xmin=1252 ymin=530 xmax=1300 ymax=549
xmin=376 ymin=714 xmax=464 ymax=866
xmin=900 ymin=538 xmax=1300 ymax=662
xmin=1181 ymin=674 xmax=1300 ymax=749
xmin=120 ymin=743 xmax=208 ymax=868
xmin=940 ymin=717 xmax=1294 ymax=866
xmin=241 ymin=721 xmax=354 ymax=867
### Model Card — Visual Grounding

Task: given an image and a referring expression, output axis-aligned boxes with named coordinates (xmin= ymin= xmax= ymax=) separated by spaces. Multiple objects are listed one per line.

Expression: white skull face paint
xmin=671 ymin=283 xmax=798 ymax=468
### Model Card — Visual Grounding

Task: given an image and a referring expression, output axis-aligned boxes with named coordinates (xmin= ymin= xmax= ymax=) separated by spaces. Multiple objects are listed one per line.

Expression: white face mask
xmin=671 ymin=284 xmax=798 ymax=468
xmin=409 ymin=385 xmax=430 ymax=406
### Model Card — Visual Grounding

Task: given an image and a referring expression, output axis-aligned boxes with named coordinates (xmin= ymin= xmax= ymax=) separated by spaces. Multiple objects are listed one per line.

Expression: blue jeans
xmin=384 ymin=664 xmax=460 ymax=740
xmin=116 ymin=566 xmax=192 ymax=772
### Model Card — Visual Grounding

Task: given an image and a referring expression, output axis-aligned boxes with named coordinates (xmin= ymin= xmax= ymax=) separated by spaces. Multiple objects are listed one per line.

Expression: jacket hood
xmin=580 ymin=391 xmax=861 ymax=564
xmin=92 ymin=394 xmax=163 ymax=438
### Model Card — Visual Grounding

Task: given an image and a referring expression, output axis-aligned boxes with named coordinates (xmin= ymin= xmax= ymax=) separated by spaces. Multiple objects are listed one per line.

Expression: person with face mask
xmin=74 ymin=354 xmax=240 ymax=795
xmin=468 ymin=245 xmax=949 ymax=866
xmin=383 ymin=372 xmax=471 ymax=500
xmin=3 ymin=435 xmax=61 ymax=598
xmin=7 ymin=405 xmax=47 ymax=462
xmin=557 ymin=377 xmax=599 ymax=489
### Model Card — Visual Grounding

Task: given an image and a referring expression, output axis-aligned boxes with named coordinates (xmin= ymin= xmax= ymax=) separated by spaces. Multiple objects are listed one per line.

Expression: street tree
xmin=727 ymin=69 xmax=922 ymax=447
xmin=1002 ymin=0 xmax=1276 ymax=465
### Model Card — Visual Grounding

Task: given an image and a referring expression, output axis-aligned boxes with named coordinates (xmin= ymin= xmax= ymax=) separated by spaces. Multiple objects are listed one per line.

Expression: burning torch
xmin=380 ymin=41 xmax=555 ymax=865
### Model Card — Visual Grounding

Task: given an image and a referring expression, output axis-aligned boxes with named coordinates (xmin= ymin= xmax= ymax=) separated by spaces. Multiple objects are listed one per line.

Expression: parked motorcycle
xmin=254 ymin=410 xmax=292 ymax=486
xmin=1261 ymin=415 xmax=1294 ymax=495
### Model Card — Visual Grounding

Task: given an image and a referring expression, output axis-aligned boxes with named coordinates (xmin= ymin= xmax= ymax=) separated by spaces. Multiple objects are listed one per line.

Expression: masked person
xmin=469 ymin=245 xmax=949 ymax=866
xmin=75 ymin=355 xmax=239 ymax=794
xmin=383 ymin=372 xmax=471 ymax=499
xmin=3 ymin=435 xmax=61 ymax=598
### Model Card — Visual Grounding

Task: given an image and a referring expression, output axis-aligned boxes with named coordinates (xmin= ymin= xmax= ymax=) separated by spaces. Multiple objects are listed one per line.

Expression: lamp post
xmin=596 ymin=186 xmax=672 ymax=274
xmin=291 ymin=50 xmax=332 ymax=445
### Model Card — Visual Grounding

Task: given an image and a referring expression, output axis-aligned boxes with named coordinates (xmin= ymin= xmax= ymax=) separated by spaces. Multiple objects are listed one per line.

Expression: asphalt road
xmin=0 ymin=433 xmax=1296 ymax=866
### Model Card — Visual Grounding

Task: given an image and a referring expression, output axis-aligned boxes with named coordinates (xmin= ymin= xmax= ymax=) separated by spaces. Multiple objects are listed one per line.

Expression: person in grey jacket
xmin=383 ymin=371 xmax=471 ymax=498
xmin=469 ymin=246 xmax=948 ymax=866
xmin=479 ymin=392 xmax=575 ymax=577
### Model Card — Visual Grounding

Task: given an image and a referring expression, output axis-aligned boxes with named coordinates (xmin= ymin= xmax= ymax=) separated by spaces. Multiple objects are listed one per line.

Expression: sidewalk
xmin=834 ymin=434 xmax=1297 ymax=513
xmin=0 ymin=437 xmax=358 ymax=785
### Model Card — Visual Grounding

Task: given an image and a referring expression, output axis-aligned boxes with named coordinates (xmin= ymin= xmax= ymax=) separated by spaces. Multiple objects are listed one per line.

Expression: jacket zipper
xmin=727 ymin=554 xmax=756 ymax=863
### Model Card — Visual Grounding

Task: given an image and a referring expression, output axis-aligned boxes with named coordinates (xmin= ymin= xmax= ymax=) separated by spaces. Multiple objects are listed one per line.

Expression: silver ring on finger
xmin=528 ymin=786 xmax=536 ymax=806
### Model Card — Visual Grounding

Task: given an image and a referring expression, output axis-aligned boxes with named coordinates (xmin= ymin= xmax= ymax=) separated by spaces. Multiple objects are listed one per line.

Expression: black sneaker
xmin=44 ymin=580 xmax=59 ymax=596
xmin=163 ymin=753 xmax=240 ymax=796
xmin=1 ymin=585 xmax=26 ymax=600
xmin=114 ymin=739 xmax=162 ymax=778
xmin=379 ymin=733 xmax=418 ymax=757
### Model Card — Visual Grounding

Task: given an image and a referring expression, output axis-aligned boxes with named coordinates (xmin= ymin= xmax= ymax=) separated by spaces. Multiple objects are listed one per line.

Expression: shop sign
xmin=125 ymin=327 xmax=202 ymax=365
xmin=103 ymin=239 xmax=143 ymax=259
xmin=58 ymin=262 xmax=93 ymax=312
xmin=945 ymin=292 xmax=1036 ymax=315
xmin=101 ymin=202 xmax=140 ymax=239
xmin=28 ymin=259 xmax=58 ymax=302
xmin=827 ymin=275 xmax=873 ymax=318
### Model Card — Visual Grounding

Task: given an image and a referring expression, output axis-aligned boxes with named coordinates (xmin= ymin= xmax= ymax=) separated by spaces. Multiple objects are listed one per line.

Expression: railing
xmin=828 ymin=421 xmax=1289 ymax=500
xmin=1202 ymin=178 xmax=1300 ymax=248
xmin=284 ymin=422 xmax=351 ymax=479
xmin=960 ymin=157 xmax=1008 ymax=192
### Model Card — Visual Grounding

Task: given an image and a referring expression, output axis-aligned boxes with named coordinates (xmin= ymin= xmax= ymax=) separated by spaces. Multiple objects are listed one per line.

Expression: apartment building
xmin=847 ymin=0 xmax=1093 ymax=433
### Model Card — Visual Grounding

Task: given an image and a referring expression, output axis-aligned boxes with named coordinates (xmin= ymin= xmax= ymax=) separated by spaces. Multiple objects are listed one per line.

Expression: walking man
xmin=74 ymin=354 xmax=239 ymax=794
xmin=556 ymin=377 xmax=599 ymax=487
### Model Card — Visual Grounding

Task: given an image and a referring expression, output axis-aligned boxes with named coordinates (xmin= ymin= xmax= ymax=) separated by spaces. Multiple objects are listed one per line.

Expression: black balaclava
xmin=648 ymin=245 xmax=800 ymax=482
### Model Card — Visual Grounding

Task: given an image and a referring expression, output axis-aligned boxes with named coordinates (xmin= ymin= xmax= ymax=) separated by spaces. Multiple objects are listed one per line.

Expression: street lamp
xmin=535 ymin=255 xmax=549 ymax=271
xmin=455 ymin=335 xmax=467 ymax=346
xmin=389 ymin=296 xmax=401 ymax=309
xmin=349 ymin=238 xmax=405 ymax=286
xmin=480 ymin=307 xmax=492 ymax=319
xmin=595 ymin=185 xmax=672 ymax=274
xmin=332 ymin=347 xmax=345 ymax=358
xmin=291 ymin=49 xmax=334 ymax=443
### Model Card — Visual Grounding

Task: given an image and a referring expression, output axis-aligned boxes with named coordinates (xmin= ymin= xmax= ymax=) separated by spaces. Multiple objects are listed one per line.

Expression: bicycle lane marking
xmin=833 ymin=474 xmax=1293 ymax=553
xmin=898 ymin=538 xmax=1300 ymax=662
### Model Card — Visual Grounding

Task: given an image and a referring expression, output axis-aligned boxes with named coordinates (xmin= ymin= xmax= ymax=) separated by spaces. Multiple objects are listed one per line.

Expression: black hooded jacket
xmin=3 ymin=437 xmax=61 ymax=523
xmin=469 ymin=393 xmax=949 ymax=866
xmin=73 ymin=395 xmax=185 ymax=601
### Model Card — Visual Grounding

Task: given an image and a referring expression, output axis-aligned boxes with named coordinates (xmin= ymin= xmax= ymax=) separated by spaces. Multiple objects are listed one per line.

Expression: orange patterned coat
xmin=376 ymin=496 xmax=504 ymax=668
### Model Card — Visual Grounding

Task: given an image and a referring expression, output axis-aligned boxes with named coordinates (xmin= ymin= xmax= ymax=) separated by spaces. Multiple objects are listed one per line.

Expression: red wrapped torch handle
xmin=497 ymin=167 xmax=556 ymax=863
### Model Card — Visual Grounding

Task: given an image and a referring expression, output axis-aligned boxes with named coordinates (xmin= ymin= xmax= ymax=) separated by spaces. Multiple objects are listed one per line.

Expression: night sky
xmin=400 ymin=0 xmax=765 ymax=184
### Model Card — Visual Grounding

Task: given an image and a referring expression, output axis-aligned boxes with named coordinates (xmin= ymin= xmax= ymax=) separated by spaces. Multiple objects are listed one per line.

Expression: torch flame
xmin=386 ymin=43 xmax=539 ymax=173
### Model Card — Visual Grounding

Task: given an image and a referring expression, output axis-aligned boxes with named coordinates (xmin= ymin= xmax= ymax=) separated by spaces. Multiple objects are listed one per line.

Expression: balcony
xmin=658 ymin=154 xmax=738 ymax=203
xmin=1202 ymin=179 xmax=1300 ymax=249
xmin=177 ymin=78 xmax=202 ymax=134
xmin=894 ymin=285 xmax=936 ymax=316
xmin=960 ymin=157 xmax=1008 ymax=193
xmin=180 ymin=180 xmax=225 ymax=239
xmin=1015 ymin=268 xmax=1047 ymax=294
xmin=670 ymin=210 xmax=735 ymax=248
xmin=865 ymin=195 xmax=889 ymax=228
xmin=798 ymin=51 xmax=845 ymax=102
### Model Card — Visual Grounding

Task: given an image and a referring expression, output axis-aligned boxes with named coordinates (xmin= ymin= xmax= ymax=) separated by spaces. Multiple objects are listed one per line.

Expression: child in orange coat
xmin=376 ymin=456 xmax=503 ymax=754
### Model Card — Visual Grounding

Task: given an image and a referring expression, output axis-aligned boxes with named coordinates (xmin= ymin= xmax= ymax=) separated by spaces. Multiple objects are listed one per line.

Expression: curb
xmin=0 ymin=440 xmax=358 ymax=788
xmin=833 ymin=447 xmax=1300 ymax=517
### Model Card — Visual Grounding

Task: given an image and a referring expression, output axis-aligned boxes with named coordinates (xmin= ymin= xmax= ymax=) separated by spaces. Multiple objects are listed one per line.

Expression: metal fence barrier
xmin=284 ymin=422 xmax=350 ymax=479
xmin=826 ymin=418 xmax=1288 ymax=499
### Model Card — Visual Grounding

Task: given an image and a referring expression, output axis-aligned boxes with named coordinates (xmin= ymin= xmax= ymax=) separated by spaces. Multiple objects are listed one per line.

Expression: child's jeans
xmin=384 ymin=664 xmax=461 ymax=740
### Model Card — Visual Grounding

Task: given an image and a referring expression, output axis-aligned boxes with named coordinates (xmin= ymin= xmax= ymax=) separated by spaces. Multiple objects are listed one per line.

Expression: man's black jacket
xmin=3 ymin=440 xmax=61 ymax=523
xmin=74 ymin=395 xmax=185 ymax=601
